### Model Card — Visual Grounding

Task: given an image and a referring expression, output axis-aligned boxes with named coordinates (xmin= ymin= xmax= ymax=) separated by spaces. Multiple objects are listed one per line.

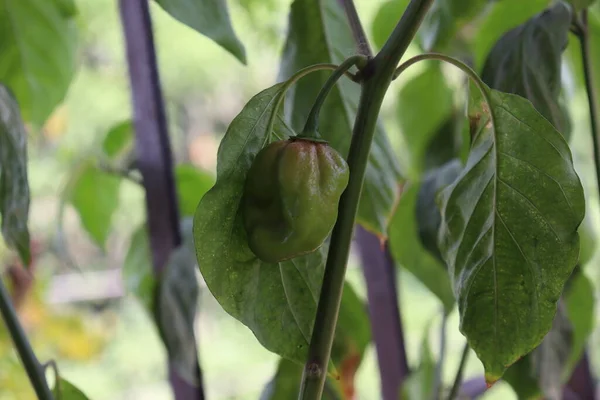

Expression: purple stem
xmin=355 ymin=226 xmax=410 ymax=400
xmin=565 ymin=350 xmax=596 ymax=400
xmin=118 ymin=1 xmax=205 ymax=399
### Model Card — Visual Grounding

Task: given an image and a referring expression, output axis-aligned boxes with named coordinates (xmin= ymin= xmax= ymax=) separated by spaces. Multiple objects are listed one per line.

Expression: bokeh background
xmin=1 ymin=0 xmax=599 ymax=399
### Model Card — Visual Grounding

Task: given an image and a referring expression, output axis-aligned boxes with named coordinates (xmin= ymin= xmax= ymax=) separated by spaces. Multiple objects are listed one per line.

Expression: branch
xmin=337 ymin=0 xmax=373 ymax=56
xmin=0 ymin=277 xmax=53 ymax=400
xmin=298 ymin=1 xmax=435 ymax=398
xmin=577 ymin=10 xmax=600 ymax=204
xmin=117 ymin=1 xmax=205 ymax=399
xmin=433 ymin=311 xmax=448 ymax=399
xmin=565 ymin=350 xmax=597 ymax=400
xmin=355 ymin=227 xmax=410 ymax=400
xmin=447 ymin=343 xmax=470 ymax=400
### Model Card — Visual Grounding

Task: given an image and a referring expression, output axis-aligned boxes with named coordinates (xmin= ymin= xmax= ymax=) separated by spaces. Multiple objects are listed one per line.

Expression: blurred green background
xmin=1 ymin=0 xmax=599 ymax=399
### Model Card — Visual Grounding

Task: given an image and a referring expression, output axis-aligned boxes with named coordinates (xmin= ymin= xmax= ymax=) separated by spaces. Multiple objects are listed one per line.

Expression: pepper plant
xmin=1 ymin=0 xmax=600 ymax=399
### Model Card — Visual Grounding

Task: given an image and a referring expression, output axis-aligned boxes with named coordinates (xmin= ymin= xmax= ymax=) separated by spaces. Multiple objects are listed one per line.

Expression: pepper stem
xmin=299 ymin=55 xmax=368 ymax=140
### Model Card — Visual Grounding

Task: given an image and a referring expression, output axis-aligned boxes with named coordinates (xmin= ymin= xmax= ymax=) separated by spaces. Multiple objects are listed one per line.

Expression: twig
xmin=355 ymin=227 xmax=410 ymax=400
xmin=118 ymin=1 xmax=205 ymax=399
xmin=565 ymin=350 xmax=597 ymax=400
xmin=576 ymin=10 xmax=600 ymax=203
xmin=337 ymin=0 xmax=373 ymax=56
xmin=298 ymin=1 xmax=435 ymax=398
xmin=447 ymin=343 xmax=470 ymax=400
xmin=433 ymin=311 xmax=448 ymax=399
xmin=459 ymin=376 xmax=488 ymax=399
xmin=0 ymin=277 xmax=53 ymax=399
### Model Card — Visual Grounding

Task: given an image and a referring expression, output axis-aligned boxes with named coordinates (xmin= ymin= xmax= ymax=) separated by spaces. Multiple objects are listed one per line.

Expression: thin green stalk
xmin=447 ymin=344 xmax=470 ymax=400
xmin=301 ymin=55 xmax=368 ymax=137
xmin=266 ymin=63 xmax=357 ymax=140
xmin=433 ymin=311 xmax=448 ymax=400
xmin=297 ymin=1 xmax=435 ymax=399
xmin=577 ymin=10 xmax=600 ymax=203
xmin=0 ymin=277 xmax=54 ymax=400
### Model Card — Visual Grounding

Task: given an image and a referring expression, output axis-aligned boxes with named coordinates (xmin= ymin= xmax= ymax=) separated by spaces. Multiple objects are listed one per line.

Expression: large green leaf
xmin=370 ymin=0 xmax=409 ymax=51
xmin=153 ymin=0 xmax=246 ymax=64
xmin=502 ymin=269 xmax=595 ymax=398
xmin=567 ymin=0 xmax=597 ymax=10
xmin=400 ymin=326 xmax=436 ymax=400
xmin=52 ymin=377 xmax=90 ymax=400
xmin=503 ymin=301 xmax=573 ymax=399
xmin=397 ymin=63 xmax=454 ymax=177
xmin=155 ymin=218 xmax=201 ymax=385
xmin=481 ymin=2 xmax=572 ymax=137
xmin=564 ymin=270 xmax=595 ymax=371
xmin=389 ymin=161 xmax=460 ymax=314
xmin=0 ymin=86 xmax=31 ymax=264
xmin=123 ymin=224 xmax=155 ymax=312
xmin=67 ymin=164 xmax=122 ymax=248
xmin=471 ymin=0 xmax=551 ymax=70
xmin=0 ymin=0 xmax=77 ymax=125
xmin=278 ymin=0 xmax=403 ymax=237
xmin=175 ymin=164 xmax=214 ymax=217
xmin=419 ymin=0 xmax=486 ymax=51
xmin=193 ymin=83 xmax=358 ymax=365
xmin=437 ymin=83 xmax=585 ymax=382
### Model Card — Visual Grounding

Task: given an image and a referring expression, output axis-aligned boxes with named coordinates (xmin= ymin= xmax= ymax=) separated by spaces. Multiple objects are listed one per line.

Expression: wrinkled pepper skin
xmin=242 ymin=137 xmax=349 ymax=263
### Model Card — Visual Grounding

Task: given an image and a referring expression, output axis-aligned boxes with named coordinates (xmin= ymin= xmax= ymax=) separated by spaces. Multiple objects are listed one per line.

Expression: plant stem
xmin=118 ymin=1 xmax=204 ymax=398
xmin=337 ymin=0 xmax=372 ymax=56
xmin=577 ymin=10 xmax=600 ymax=204
xmin=447 ymin=344 xmax=470 ymax=400
xmin=355 ymin=227 xmax=410 ymax=400
xmin=433 ymin=311 xmax=448 ymax=400
xmin=302 ymin=55 xmax=367 ymax=136
xmin=0 ymin=277 xmax=53 ymax=400
xmin=297 ymin=1 xmax=435 ymax=399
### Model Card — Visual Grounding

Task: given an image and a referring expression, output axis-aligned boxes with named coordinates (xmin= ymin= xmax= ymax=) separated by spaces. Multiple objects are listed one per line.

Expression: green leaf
xmin=397 ymin=63 xmax=454 ymax=177
xmin=389 ymin=161 xmax=459 ymax=314
xmin=400 ymin=327 xmax=436 ymax=400
xmin=102 ymin=120 xmax=134 ymax=160
xmin=52 ymin=377 xmax=90 ymax=400
xmin=260 ymin=358 xmax=340 ymax=400
xmin=155 ymin=227 xmax=200 ymax=385
xmin=503 ymin=301 xmax=574 ymax=399
xmin=193 ymin=83 xmax=367 ymax=369
xmin=371 ymin=0 xmax=409 ymax=51
xmin=415 ymin=160 xmax=463 ymax=263
xmin=153 ymin=0 xmax=247 ymax=64
xmin=578 ymin=217 xmax=597 ymax=266
xmin=175 ymin=164 xmax=215 ymax=217
xmin=437 ymin=83 xmax=585 ymax=382
xmin=279 ymin=0 xmax=403 ymax=237
xmin=419 ymin=0 xmax=486 ymax=51
xmin=564 ymin=270 xmax=595 ymax=371
xmin=68 ymin=164 xmax=122 ymax=248
xmin=502 ymin=269 xmax=594 ymax=398
xmin=471 ymin=0 xmax=551 ymax=70
xmin=123 ymin=224 xmax=155 ymax=312
xmin=0 ymin=86 xmax=31 ymax=265
xmin=567 ymin=0 xmax=596 ymax=11
xmin=193 ymin=84 xmax=321 ymax=363
xmin=481 ymin=2 xmax=573 ymax=138
xmin=423 ymin=111 xmax=469 ymax=172
xmin=52 ymin=0 xmax=77 ymax=18
xmin=0 ymin=0 xmax=78 ymax=125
